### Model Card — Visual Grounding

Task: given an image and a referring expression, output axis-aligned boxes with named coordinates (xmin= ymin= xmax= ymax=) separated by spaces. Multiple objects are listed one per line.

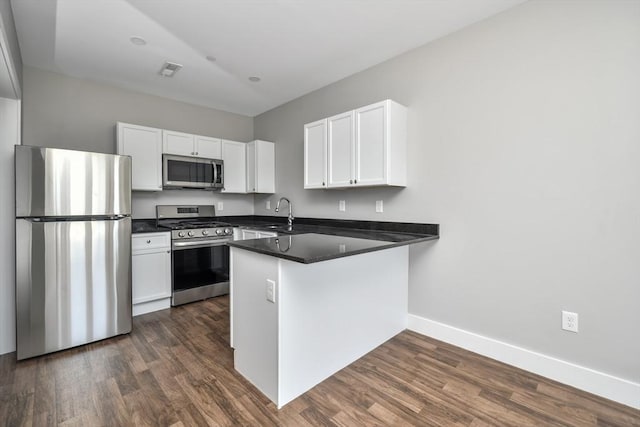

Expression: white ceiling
xmin=11 ymin=0 xmax=525 ymax=117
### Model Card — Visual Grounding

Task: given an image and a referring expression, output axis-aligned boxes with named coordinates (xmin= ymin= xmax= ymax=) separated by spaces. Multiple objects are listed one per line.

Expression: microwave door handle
xmin=213 ymin=162 xmax=218 ymax=186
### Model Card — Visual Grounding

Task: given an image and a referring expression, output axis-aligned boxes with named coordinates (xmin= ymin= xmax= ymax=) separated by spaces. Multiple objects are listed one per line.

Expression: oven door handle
xmin=173 ymin=239 xmax=231 ymax=250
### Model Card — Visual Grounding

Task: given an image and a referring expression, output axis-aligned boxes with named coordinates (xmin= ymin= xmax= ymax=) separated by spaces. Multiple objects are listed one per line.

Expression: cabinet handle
xmin=350 ymin=179 xmax=353 ymax=184
xmin=195 ymin=152 xmax=198 ymax=155
xmin=322 ymin=182 xmax=325 ymax=186
xmin=167 ymin=251 xmax=170 ymax=254
xmin=354 ymin=179 xmax=357 ymax=184
xmin=146 ymin=240 xmax=151 ymax=244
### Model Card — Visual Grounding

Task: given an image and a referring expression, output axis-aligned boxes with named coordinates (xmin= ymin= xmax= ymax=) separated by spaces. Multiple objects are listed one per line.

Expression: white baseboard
xmin=408 ymin=314 xmax=640 ymax=410
xmin=133 ymin=298 xmax=171 ymax=317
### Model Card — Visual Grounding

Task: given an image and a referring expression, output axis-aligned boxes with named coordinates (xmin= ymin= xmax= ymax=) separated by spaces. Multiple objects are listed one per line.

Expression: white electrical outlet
xmin=266 ymin=200 xmax=271 ymax=210
xmin=562 ymin=311 xmax=578 ymax=333
xmin=217 ymin=202 xmax=224 ymax=211
xmin=375 ymin=200 xmax=384 ymax=213
xmin=266 ymin=279 xmax=276 ymax=303
xmin=339 ymin=200 xmax=346 ymax=212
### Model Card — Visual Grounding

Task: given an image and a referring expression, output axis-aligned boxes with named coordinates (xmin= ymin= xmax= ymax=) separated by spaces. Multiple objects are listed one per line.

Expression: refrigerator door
xmin=16 ymin=217 xmax=132 ymax=360
xmin=15 ymin=145 xmax=131 ymax=218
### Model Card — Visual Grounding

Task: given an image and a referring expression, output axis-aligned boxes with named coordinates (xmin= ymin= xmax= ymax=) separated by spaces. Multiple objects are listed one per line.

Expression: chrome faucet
xmin=275 ymin=197 xmax=294 ymax=229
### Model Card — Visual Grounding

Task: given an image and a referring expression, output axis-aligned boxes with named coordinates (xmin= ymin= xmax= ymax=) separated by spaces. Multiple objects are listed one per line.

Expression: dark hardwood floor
xmin=1 ymin=296 xmax=638 ymax=426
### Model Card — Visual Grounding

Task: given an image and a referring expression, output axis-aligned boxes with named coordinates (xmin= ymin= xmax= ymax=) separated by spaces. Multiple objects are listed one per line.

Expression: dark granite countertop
xmin=228 ymin=232 xmax=437 ymax=264
xmin=224 ymin=216 xmax=439 ymax=264
xmin=219 ymin=215 xmax=438 ymax=236
xmin=132 ymin=215 xmax=439 ymax=262
xmin=132 ymin=219 xmax=169 ymax=234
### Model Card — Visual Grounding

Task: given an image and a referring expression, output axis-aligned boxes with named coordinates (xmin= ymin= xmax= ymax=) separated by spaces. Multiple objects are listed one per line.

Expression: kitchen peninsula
xmin=228 ymin=221 xmax=438 ymax=408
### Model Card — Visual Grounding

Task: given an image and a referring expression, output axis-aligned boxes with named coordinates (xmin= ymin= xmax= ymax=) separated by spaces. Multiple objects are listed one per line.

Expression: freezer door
xmin=15 ymin=145 xmax=131 ymax=217
xmin=16 ymin=217 xmax=132 ymax=360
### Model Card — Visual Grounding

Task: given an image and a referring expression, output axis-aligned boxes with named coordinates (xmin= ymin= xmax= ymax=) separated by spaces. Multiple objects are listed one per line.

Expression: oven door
xmin=171 ymin=238 xmax=230 ymax=306
xmin=163 ymin=154 xmax=218 ymax=189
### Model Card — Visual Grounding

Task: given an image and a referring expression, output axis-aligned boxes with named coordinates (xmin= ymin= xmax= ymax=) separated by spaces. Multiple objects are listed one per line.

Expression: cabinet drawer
xmin=132 ymin=232 xmax=170 ymax=252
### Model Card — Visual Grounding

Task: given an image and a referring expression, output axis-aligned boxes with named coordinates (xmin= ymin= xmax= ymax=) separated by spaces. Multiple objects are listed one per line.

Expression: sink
xmin=244 ymin=223 xmax=295 ymax=232
xmin=262 ymin=224 xmax=295 ymax=233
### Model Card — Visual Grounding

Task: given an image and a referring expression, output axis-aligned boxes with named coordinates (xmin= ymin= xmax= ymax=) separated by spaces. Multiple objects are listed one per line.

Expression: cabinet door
xmin=195 ymin=135 xmax=222 ymax=159
xmin=327 ymin=111 xmax=354 ymax=188
xmin=355 ymin=101 xmax=387 ymax=186
xmin=163 ymin=130 xmax=195 ymax=156
xmin=117 ymin=122 xmax=163 ymax=191
xmin=132 ymin=249 xmax=171 ymax=305
xmin=221 ymin=140 xmax=247 ymax=193
xmin=304 ymin=119 xmax=327 ymax=189
xmin=246 ymin=141 xmax=256 ymax=192
xmin=247 ymin=140 xmax=275 ymax=194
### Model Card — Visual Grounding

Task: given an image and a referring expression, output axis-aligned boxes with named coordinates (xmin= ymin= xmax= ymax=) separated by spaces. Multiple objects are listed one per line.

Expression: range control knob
xmin=188 ymin=231 xmax=195 ymax=237
xmin=178 ymin=231 xmax=185 ymax=237
xmin=202 ymin=230 xmax=209 ymax=236
xmin=216 ymin=229 xmax=223 ymax=235
xmin=225 ymin=228 xmax=232 ymax=235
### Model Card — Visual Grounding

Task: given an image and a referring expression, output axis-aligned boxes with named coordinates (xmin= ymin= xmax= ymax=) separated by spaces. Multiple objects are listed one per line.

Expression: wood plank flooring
xmin=1 ymin=296 xmax=638 ymax=426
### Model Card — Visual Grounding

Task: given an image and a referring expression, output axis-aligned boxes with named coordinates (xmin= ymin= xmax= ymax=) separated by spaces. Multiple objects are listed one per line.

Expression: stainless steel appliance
xmin=156 ymin=205 xmax=232 ymax=306
xmin=15 ymin=145 xmax=132 ymax=360
xmin=162 ymin=154 xmax=223 ymax=190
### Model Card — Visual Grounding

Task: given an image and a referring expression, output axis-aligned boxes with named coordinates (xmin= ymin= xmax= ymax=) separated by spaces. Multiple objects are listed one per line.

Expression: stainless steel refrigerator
xmin=15 ymin=145 xmax=132 ymax=360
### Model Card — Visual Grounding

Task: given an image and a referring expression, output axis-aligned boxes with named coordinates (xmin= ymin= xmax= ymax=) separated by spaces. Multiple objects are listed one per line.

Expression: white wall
xmin=254 ymin=0 xmax=640 ymax=391
xmin=0 ymin=97 xmax=19 ymax=354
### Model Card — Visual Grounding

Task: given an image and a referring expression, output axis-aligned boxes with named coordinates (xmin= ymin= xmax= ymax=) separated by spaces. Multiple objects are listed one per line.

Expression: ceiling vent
xmin=159 ymin=62 xmax=182 ymax=77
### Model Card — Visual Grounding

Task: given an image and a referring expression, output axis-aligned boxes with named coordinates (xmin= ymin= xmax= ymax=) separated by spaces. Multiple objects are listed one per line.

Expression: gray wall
xmin=22 ymin=66 xmax=256 ymax=218
xmin=0 ymin=0 xmax=22 ymax=95
xmin=254 ymin=0 xmax=640 ymax=382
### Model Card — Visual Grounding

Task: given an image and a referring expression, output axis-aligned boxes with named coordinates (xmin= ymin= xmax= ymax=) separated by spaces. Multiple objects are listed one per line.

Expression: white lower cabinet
xmin=132 ymin=232 xmax=172 ymax=316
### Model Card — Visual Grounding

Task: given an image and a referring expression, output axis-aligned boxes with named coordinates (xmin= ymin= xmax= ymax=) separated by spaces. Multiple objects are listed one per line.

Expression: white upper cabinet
xmin=221 ymin=140 xmax=247 ymax=193
xmin=163 ymin=130 xmax=194 ymax=156
xmin=304 ymin=119 xmax=327 ymax=189
xmin=163 ymin=130 xmax=222 ymax=159
xmin=327 ymin=111 xmax=355 ymax=188
xmin=247 ymin=140 xmax=275 ymax=194
xmin=303 ymin=100 xmax=407 ymax=190
xmin=117 ymin=122 xmax=163 ymax=191
xmin=355 ymin=101 xmax=387 ymax=186
xmin=195 ymin=135 xmax=222 ymax=159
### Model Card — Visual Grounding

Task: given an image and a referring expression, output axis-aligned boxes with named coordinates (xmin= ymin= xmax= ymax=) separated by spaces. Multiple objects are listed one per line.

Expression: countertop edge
xmin=228 ymin=234 xmax=439 ymax=264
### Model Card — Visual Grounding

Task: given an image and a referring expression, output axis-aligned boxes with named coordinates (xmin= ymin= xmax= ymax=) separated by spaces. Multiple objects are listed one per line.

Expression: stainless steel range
xmin=156 ymin=205 xmax=232 ymax=306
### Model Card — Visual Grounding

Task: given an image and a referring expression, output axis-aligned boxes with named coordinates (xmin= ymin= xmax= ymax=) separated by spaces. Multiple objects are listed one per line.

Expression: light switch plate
xmin=339 ymin=200 xmax=346 ymax=212
xmin=266 ymin=200 xmax=271 ymax=210
xmin=217 ymin=202 xmax=224 ymax=211
xmin=375 ymin=200 xmax=383 ymax=213
xmin=266 ymin=279 xmax=276 ymax=303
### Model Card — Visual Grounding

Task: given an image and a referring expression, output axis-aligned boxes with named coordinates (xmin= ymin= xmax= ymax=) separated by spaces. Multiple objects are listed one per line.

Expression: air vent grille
xmin=159 ymin=62 xmax=183 ymax=77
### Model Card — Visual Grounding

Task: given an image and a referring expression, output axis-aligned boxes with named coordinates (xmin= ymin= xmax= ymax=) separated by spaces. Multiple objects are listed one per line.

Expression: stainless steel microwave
xmin=163 ymin=154 xmax=224 ymax=190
